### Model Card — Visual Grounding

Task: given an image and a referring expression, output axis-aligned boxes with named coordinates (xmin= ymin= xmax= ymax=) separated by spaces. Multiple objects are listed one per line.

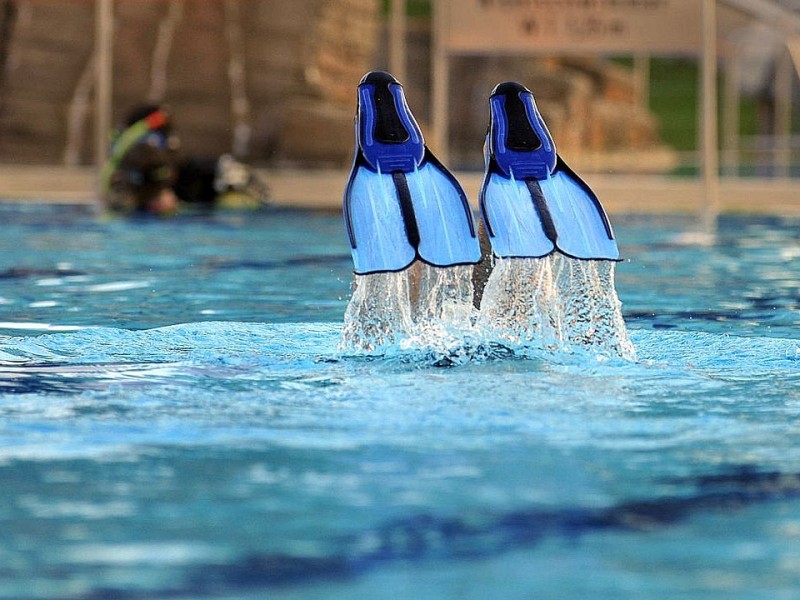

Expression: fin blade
xmin=480 ymin=170 xmax=555 ymax=259
xmin=344 ymin=164 xmax=416 ymax=274
xmin=406 ymin=158 xmax=481 ymax=267
xmin=541 ymin=163 xmax=619 ymax=260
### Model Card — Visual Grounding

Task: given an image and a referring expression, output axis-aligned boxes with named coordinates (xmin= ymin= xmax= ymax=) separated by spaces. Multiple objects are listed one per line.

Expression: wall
xmin=0 ymin=0 xmax=379 ymax=166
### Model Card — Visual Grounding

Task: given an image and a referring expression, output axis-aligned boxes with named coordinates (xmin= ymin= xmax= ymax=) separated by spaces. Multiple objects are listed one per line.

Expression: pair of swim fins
xmin=343 ymin=72 xmax=619 ymax=275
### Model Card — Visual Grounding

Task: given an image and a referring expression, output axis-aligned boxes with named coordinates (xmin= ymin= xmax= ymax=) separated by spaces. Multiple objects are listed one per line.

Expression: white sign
xmin=440 ymin=0 xmax=702 ymax=54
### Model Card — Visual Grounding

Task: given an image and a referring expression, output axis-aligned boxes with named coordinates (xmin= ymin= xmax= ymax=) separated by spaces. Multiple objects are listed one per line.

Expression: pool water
xmin=0 ymin=204 xmax=799 ymax=599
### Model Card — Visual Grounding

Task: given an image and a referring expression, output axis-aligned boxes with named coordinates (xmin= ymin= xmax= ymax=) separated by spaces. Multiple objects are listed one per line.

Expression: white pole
xmin=95 ymin=0 xmax=113 ymax=171
xmin=700 ymin=0 xmax=719 ymax=233
xmin=431 ymin=0 xmax=449 ymax=161
xmin=389 ymin=0 xmax=407 ymax=83
xmin=785 ymin=35 xmax=800 ymax=81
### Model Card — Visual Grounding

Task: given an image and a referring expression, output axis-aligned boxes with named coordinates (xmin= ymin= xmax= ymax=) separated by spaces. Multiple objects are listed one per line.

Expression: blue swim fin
xmin=344 ymin=71 xmax=481 ymax=275
xmin=479 ymin=82 xmax=619 ymax=261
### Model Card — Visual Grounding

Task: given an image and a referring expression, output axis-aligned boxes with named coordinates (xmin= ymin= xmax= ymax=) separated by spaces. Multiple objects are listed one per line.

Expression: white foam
xmin=0 ymin=322 xmax=84 ymax=332
xmin=85 ymin=280 xmax=151 ymax=293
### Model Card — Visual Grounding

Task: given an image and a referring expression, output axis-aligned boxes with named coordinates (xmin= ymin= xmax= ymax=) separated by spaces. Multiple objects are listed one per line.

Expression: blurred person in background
xmin=100 ymin=103 xmax=269 ymax=216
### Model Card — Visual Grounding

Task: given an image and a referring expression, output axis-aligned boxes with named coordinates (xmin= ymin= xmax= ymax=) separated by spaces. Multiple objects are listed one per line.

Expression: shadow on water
xmin=626 ymin=302 xmax=800 ymax=331
xmin=0 ymin=267 xmax=88 ymax=279
xmin=200 ymin=254 xmax=351 ymax=272
xmin=0 ymin=362 xmax=179 ymax=395
xmin=71 ymin=465 xmax=800 ymax=599
xmin=0 ymin=255 xmax=351 ymax=280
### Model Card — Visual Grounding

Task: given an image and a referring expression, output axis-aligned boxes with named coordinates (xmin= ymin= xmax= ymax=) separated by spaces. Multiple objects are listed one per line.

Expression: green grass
xmin=648 ymin=58 xmax=699 ymax=152
xmin=381 ymin=0 xmax=431 ymax=18
xmin=648 ymin=57 xmax=759 ymax=152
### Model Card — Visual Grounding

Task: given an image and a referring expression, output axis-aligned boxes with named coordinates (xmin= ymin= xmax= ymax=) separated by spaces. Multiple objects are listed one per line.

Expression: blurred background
xmin=0 ymin=0 xmax=798 ymax=185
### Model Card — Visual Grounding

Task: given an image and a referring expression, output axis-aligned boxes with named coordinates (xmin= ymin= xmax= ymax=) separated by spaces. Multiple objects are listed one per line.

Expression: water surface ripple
xmin=1 ymin=208 xmax=799 ymax=598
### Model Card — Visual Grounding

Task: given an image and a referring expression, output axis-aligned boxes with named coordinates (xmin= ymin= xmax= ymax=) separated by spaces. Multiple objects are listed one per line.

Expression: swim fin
xmin=479 ymin=82 xmax=619 ymax=261
xmin=343 ymin=71 xmax=481 ymax=275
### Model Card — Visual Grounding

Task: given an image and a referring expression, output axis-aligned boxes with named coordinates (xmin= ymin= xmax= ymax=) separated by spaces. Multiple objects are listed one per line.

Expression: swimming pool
xmin=0 ymin=203 xmax=799 ymax=599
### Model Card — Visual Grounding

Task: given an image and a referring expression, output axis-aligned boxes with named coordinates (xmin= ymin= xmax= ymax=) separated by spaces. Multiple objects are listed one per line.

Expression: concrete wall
xmin=0 ymin=1 xmax=95 ymax=163
xmin=0 ymin=0 xmax=379 ymax=167
xmin=0 ymin=1 xmax=666 ymax=171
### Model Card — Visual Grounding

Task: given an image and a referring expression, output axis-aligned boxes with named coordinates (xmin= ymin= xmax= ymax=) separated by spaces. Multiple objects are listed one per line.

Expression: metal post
xmin=94 ymin=0 xmax=113 ymax=170
xmin=700 ymin=0 xmax=719 ymax=233
xmin=431 ymin=0 xmax=449 ymax=161
xmin=389 ymin=0 xmax=407 ymax=83
xmin=633 ymin=53 xmax=650 ymax=110
xmin=722 ymin=51 xmax=741 ymax=176
xmin=774 ymin=49 xmax=792 ymax=178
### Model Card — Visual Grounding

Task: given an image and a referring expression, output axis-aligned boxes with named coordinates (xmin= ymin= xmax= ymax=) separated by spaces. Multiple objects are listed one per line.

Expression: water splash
xmin=340 ymin=256 xmax=635 ymax=361
xmin=551 ymin=256 xmax=635 ymax=359
xmin=340 ymin=264 xmax=476 ymax=355
xmin=402 ymin=264 xmax=478 ymax=359
xmin=478 ymin=255 xmax=635 ymax=360
xmin=476 ymin=256 xmax=561 ymax=349
xmin=415 ymin=264 xmax=475 ymax=330
xmin=340 ymin=271 xmax=415 ymax=353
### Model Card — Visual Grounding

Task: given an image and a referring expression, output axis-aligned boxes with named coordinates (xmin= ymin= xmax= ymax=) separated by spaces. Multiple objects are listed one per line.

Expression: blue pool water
xmin=1 ymin=204 xmax=799 ymax=599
